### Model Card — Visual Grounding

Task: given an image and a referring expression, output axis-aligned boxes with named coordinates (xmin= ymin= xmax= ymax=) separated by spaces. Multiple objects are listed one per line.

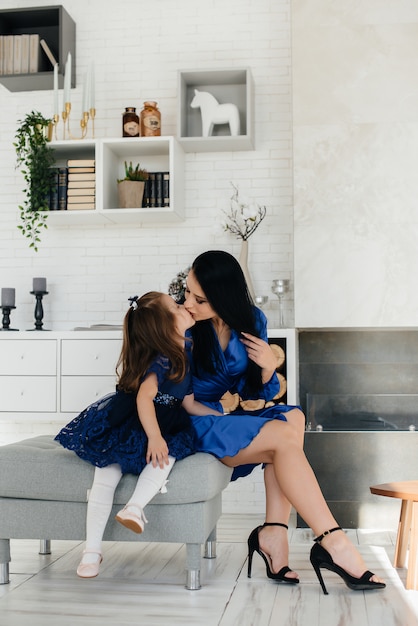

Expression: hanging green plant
xmin=14 ymin=110 xmax=56 ymax=251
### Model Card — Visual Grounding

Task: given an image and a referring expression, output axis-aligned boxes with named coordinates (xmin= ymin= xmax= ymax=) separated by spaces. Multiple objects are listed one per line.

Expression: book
xmin=67 ymin=195 xmax=96 ymax=203
xmin=20 ymin=34 xmax=30 ymax=74
xmin=13 ymin=35 xmax=22 ymax=74
xmin=67 ymin=159 xmax=95 ymax=167
xmin=4 ymin=35 xmax=14 ymax=75
xmin=66 ymin=202 xmax=95 ymax=210
xmin=67 ymin=188 xmax=95 ymax=197
xmin=67 ymin=167 xmax=95 ymax=174
xmin=29 ymin=34 xmax=40 ymax=73
xmin=68 ymin=180 xmax=96 ymax=189
xmin=155 ymin=172 xmax=164 ymax=208
xmin=163 ymin=172 xmax=170 ymax=207
xmin=144 ymin=172 xmax=156 ymax=208
xmin=39 ymin=38 xmax=57 ymax=68
xmin=49 ymin=167 xmax=59 ymax=210
xmin=57 ymin=167 xmax=68 ymax=210
xmin=68 ymin=172 xmax=96 ymax=182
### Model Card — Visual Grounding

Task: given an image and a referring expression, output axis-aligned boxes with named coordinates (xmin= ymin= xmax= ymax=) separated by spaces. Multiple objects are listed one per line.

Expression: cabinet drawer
xmin=0 ymin=377 xmax=57 ymax=412
xmin=61 ymin=340 xmax=121 ymax=376
xmin=0 ymin=340 xmax=57 ymax=375
xmin=61 ymin=376 xmax=116 ymax=413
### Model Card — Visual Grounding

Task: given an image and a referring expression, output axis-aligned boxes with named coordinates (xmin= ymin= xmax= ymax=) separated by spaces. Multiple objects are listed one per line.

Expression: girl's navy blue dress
xmin=55 ymin=356 xmax=196 ymax=474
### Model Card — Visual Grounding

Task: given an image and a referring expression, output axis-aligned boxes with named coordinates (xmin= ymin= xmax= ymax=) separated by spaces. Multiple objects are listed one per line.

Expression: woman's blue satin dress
xmin=187 ymin=308 xmax=299 ymax=480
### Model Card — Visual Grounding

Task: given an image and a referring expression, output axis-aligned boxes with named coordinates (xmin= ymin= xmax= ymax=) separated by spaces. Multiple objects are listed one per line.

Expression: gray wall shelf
xmin=0 ymin=5 xmax=75 ymax=92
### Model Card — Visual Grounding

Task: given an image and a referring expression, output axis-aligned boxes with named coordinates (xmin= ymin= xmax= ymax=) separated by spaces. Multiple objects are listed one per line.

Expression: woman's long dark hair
xmin=117 ymin=291 xmax=187 ymax=393
xmin=189 ymin=250 xmax=263 ymax=393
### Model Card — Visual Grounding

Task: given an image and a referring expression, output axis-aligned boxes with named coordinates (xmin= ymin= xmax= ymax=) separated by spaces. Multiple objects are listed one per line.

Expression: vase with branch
xmin=221 ymin=183 xmax=267 ymax=298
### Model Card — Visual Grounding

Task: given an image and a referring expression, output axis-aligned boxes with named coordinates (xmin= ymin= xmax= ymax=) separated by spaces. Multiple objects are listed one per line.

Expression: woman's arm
xmin=136 ymin=373 xmax=169 ymax=468
xmin=240 ymin=332 xmax=278 ymax=384
xmin=182 ymin=393 xmax=223 ymax=416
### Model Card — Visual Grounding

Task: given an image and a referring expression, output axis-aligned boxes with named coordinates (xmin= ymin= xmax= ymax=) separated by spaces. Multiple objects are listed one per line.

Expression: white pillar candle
xmin=33 ymin=277 xmax=47 ymax=293
xmin=82 ymin=68 xmax=89 ymax=113
xmin=1 ymin=288 xmax=15 ymax=307
xmin=89 ymin=61 xmax=95 ymax=109
xmin=63 ymin=52 xmax=71 ymax=106
xmin=53 ymin=62 xmax=59 ymax=116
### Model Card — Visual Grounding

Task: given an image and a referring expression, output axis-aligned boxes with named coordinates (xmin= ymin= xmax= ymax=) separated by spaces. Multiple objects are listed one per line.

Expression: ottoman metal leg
xmin=185 ymin=543 xmax=201 ymax=590
xmin=39 ymin=539 xmax=51 ymax=555
xmin=0 ymin=538 xmax=10 ymax=584
xmin=204 ymin=526 xmax=217 ymax=559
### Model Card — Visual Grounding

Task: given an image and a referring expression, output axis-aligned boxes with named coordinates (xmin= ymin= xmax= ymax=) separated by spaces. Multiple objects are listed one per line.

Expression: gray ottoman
xmin=0 ymin=435 xmax=232 ymax=589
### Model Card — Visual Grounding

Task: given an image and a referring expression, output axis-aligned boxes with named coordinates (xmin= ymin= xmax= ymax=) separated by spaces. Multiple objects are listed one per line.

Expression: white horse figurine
xmin=190 ymin=89 xmax=240 ymax=137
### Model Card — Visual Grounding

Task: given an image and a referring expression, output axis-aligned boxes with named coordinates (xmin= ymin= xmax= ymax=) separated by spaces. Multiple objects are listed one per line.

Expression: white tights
xmin=84 ymin=457 xmax=175 ymax=553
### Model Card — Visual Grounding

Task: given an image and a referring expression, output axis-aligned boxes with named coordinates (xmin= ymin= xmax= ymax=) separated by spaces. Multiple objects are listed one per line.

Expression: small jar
xmin=140 ymin=101 xmax=161 ymax=137
xmin=122 ymin=107 xmax=140 ymax=137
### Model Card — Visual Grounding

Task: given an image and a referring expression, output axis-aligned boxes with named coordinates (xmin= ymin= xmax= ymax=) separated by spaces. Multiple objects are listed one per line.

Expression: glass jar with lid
xmin=122 ymin=107 xmax=140 ymax=137
xmin=140 ymin=101 xmax=161 ymax=137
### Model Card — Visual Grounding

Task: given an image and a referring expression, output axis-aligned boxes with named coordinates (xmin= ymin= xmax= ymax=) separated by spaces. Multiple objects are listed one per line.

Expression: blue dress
xmin=55 ymin=356 xmax=196 ymax=475
xmin=187 ymin=307 xmax=299 ymax=480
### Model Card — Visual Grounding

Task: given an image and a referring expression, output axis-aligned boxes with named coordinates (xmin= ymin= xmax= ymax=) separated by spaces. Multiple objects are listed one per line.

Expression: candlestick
xmin=271 ymin=279 xmax=290 ymax=328
xmin=29 ymin=288 xmax=49 ymax=331
xmin=1 ymin=287 xmax=15 ymax=308
xmin=33 ymin=277 xmax=47 ymax=293
xmin=0 ymin=305 xmax=18 ymax=331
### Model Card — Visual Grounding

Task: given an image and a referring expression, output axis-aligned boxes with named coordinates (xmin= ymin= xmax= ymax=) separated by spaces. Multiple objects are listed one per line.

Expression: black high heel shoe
xmin=310 ymin=526 xmax=386 ymax=595
xmin=247 ymin=522 xmax=299 ymax=583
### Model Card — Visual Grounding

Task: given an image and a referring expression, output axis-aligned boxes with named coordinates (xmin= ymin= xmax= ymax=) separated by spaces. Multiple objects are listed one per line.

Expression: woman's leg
xmin=222 ymin=419 xmax=383 ymax=583
xmin=258 ymin=408 xmax=306 ymax=576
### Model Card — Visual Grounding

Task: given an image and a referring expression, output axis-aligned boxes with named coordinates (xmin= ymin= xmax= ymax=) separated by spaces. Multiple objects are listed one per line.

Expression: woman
xmin=184 ymin=250 xmax=385 ymax=594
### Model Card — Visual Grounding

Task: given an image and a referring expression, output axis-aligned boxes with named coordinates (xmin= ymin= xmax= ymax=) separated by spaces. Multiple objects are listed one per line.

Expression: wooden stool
xmin=370 ymin=481 xmax=418 ymax=590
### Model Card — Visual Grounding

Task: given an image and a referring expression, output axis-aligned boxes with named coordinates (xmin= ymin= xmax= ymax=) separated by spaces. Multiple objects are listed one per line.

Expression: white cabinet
xmin=60 ymin=338 xmax=121 ymax=412
xmin=0 ymin=338 xmax=57 ymax=412
xmin=46 ymin=136 xmax=184 ymax=226
xmin=0 ymin=331 xmax=122 ymax=421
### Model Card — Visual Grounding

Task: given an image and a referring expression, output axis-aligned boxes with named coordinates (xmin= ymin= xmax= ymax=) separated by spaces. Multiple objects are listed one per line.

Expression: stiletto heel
xmin=310 ymin=527 xmax=386 ymax=595
xmin=247 ymin=522 xmax=299 ymax=584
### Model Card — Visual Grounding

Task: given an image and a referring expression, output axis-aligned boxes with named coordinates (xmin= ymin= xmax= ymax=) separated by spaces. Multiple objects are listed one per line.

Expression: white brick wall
xmin=0 ymin=0 xmax=293 ymax=517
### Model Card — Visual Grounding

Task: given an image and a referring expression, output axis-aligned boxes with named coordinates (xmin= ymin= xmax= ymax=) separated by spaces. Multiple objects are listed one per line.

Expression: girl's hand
xmin=146 ymin=435 xmax=169 ymax=468
xmin=240 ymin=332 xmax=277 ymax=381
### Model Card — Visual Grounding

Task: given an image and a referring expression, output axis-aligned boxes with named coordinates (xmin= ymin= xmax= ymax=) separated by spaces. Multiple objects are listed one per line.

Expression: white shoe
xmin=115 ymin=504 xmax=148 ymax=534
xmin=76 ymin=550 xmax=102 ymax=578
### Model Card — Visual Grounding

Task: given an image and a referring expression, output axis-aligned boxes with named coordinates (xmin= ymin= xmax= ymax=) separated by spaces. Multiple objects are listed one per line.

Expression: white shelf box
xmin=46 ymin=136 xmax=184 ymax=225
xmin=178 ymin=68 xmax=254 ymax=152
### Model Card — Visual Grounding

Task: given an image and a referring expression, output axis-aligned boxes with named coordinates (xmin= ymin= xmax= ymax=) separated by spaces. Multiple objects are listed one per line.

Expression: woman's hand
xmin=146 ymin=434 xmax=169 ymax=468
xmin=240 ymin=332 xmax=277 ymax=382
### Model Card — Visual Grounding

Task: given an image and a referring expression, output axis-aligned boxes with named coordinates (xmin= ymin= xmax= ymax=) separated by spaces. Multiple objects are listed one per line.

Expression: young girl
xmin=55 ymin=291 xmax=219 ymax=578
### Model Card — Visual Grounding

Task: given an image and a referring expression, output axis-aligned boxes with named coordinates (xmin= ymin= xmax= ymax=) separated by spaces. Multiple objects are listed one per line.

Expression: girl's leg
xmin=78 ymin=464 xmax=123 ymax=574
xmin=115 ymin=456 xmax=176 ymax=533
xmin=222 ymin=419 xmax=383 ymax=583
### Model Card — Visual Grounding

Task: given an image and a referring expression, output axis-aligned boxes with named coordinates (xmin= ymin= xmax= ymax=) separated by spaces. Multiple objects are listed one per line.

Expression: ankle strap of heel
xmin=313 ymin=526 xmax=342 ymax=543
xmin=262 ymin=522 xmax=288 ymax=530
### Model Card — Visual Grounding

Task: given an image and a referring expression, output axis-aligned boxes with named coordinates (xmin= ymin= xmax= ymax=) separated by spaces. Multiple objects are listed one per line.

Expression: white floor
xmin=1 ymin=515 xmax=417 ymax=626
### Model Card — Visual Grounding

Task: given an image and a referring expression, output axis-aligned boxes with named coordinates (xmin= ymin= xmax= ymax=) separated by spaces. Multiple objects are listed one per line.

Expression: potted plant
xmin=14 ymin=110 xmax=55 ymax=251
xmin=117 ymin=161 xmax=149 ymax=208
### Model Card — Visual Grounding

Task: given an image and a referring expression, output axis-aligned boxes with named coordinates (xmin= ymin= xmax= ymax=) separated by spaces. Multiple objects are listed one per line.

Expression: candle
xmin=33 ymin=277 xmax=47 ymax=293
xmin=82 ymin=68 xmax=89 ymax=113
xmin=89 ymin=61 xmax=95 ymax=109
xmin=53 ymin=62 xmax=59 ymax=116
xmin=1 ymin=288 xmax=15 ymax=307
xmin=63 ymin=52 xmax=71 ymax=106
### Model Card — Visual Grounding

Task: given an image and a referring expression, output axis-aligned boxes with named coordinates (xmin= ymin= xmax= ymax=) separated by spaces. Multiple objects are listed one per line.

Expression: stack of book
xmin=66 ymin=159 xmax=96 ymax=210
xmin=0 ymin=34 xmax=55 ymax=75
xmin=143 ymin=171 xmax=170 ymax=208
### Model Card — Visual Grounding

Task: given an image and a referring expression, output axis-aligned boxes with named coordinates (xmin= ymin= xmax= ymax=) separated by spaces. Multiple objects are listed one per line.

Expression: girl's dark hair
xmin=189 ymin=250 xmax=262 ymax=393
xmin=116 ymin=291 xmax=187 ymax=393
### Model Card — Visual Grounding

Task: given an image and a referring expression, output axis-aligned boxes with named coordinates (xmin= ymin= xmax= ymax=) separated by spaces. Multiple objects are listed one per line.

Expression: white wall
xmin=293 ymin=0 xmax=418 ymax=327
xmin=0 ymin=0 xmax=294 ymax=333
xmin=0 ymin=0 xmax=292 ymax=515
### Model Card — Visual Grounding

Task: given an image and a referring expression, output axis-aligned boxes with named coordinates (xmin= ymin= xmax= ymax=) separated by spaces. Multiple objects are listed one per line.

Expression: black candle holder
xmin=0 ymin=305 xmax=18 ymax=331
xmin=29 ymin=290 xmax=49 ymax=331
